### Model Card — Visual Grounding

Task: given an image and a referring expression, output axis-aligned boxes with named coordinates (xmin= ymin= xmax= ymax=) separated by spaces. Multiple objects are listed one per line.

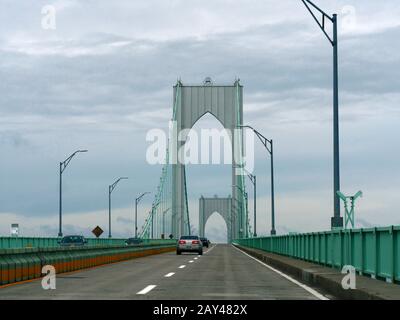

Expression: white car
xmin=176 ymin=235 xmax=203 ymax=255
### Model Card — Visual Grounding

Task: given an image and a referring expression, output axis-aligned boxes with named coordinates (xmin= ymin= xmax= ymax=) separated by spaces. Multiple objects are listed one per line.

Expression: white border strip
xmin=233 ymin=245 xmax=329 ymax=300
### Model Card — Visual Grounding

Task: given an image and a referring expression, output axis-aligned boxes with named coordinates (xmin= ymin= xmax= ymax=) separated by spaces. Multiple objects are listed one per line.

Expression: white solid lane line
xmin=165 ymin=272 xmax=175 ymax=277
xmin=232 ymin=245 xmax=329 ymax=301
xmin=137 ymin=285 xmax=157 ymax=295
xmin=179 ymin=265 xmax=186 ymax=269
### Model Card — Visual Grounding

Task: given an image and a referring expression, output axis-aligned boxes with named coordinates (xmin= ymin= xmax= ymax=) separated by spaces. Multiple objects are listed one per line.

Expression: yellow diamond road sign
xmin=92 ymin=226 xmax=103 ymax=238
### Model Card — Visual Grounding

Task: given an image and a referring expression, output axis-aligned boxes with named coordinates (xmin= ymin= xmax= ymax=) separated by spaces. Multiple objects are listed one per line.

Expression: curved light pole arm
xmin=61 ymin=150 xmax=88 ymax=173
xmin=136 ymin=191 xmax=151 ymax=204
xmin=301 ymin=0 xmax=334 ymax=45
xmin=239 ymin=125 xmax=271 ymax=154
xmin=109 ymin=177 xmax=128 ymax=194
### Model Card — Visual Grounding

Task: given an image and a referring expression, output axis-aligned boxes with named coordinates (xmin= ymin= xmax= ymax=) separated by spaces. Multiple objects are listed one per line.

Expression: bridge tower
xmin=199 ymin=196 xmax=233 ymax=243
xmin=171 ymin=78 xmax=248 ymax=240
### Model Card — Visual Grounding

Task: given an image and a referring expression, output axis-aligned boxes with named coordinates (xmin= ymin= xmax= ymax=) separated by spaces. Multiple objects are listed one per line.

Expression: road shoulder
xmin=233 ymin=244 xmax=400 ymax=300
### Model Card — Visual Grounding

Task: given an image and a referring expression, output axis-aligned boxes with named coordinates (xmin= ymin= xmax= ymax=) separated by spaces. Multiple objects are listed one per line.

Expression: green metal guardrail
xmin=233 ymin=226 xmax=400 ymax=284
xmin=0 ymin=241 xmax=177 ymax=285
xmin=0 ymin=237 xmax=176 ymax=249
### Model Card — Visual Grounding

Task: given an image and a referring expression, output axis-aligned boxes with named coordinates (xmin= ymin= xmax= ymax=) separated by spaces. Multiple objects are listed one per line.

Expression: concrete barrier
xmin=0 ymin=243 xmax=176 ymax=286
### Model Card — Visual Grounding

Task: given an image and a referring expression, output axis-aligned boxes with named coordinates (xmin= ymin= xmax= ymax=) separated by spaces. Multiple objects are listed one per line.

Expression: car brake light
xmin=179 ymin=240 xmax=186 ymax=244
xmin=192 ymin=240 xmax=200 ymax=244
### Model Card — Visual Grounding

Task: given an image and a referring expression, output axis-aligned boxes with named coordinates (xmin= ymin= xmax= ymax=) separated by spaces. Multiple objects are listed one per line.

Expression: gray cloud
xmin=116 ymin=216 xmax=133 ymax=225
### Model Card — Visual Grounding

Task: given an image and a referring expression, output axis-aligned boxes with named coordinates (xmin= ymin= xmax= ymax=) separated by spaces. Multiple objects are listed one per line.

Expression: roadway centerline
xmin=137 ymin=285 xmax=157 ymax=295
xmin=164 ymin=272 xmax=175 ymax=277
xmin=189 ymin=260 xmax=194 ymax=263
xmin=178 ymin=265 xmax=186 ymax=269
xmin=232 ymin=245 xmax=329 ymax=300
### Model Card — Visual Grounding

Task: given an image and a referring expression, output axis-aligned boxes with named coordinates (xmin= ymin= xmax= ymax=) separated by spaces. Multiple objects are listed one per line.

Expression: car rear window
xmin=180 ymin=236 xmax=199 ymax=240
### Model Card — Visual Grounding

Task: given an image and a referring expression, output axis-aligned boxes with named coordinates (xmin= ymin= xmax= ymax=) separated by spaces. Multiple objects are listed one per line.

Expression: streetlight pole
xmin=301 ymin=0 xmax=342 ymax=228
xmin=58 ymin=149 xmax=88 ymax=237
xmin=239 ymin=125 xmax=276 ymax=235
xmin=248 ymin=174 xmax=257 ymax=237
xmin=150 ymin=200 xmax=160 ymax=239
xmin=135 ymin=192 xmax=150 ymax=238
xmin=108 ymin=177 xmax=128 ymax=238
xmin=162 ymin=208 xmax=170 ymax=238
xmin=233 ymin=184 xmax=248 ymax=238
xmin=151 ymin=206 xmax=154 ymax=239
xmin=235 ymin=165 xmax=257 ymax=237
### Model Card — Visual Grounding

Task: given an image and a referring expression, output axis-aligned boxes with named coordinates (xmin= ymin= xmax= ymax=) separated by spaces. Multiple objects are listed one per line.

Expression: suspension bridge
xmin=139 ymin=79 xmax=249 ymax=243
xmin=0 ymin=79 xmax=398 ymax=300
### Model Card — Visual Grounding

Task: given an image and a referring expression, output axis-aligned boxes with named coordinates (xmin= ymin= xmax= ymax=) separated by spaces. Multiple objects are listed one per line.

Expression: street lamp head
xmin=78 ymin=149 xmax=88 ymax=153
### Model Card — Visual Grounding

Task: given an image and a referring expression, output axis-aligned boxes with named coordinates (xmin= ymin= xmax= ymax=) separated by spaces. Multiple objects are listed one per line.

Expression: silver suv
xmin=176 ymin=235 xmax=203 ymax=255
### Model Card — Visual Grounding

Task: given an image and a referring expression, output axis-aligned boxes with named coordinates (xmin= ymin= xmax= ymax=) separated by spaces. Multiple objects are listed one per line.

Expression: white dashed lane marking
xmin=164 ymin=273 xmax=175 ymax=277
xmin=137 ymin=285 xmax=157 ymax=295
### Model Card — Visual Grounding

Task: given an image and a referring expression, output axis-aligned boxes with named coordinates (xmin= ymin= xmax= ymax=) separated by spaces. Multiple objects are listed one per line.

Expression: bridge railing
xmin=0 ymin=237 xmax=176 ymax=249
xmin=233 ymin=225 xmax=400 ymax=284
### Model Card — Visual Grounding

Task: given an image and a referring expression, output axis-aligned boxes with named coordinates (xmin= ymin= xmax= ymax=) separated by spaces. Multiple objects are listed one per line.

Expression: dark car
xmin=58 ymin=235 xmax=87 ymax=247
xmin=125 ymin=238 xmax=143 ymax=245
xmin=200 ymin=237 xmax=210 ymax=248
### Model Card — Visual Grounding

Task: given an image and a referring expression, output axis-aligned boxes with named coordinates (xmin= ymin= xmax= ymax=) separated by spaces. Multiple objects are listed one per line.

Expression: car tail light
xmin=192 ymin=240 xmax=200 ymax=244
xmin=179 ymin=240 xmax=186 ymax=244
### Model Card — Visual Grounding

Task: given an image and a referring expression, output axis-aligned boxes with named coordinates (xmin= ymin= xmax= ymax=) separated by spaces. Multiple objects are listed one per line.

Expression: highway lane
xmin=0 ymin=244 xmax=328 ymax=300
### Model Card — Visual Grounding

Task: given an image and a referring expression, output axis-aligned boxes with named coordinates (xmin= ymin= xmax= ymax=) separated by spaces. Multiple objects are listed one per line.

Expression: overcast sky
xmin=0 ymin=0 xmax=399 ymax=242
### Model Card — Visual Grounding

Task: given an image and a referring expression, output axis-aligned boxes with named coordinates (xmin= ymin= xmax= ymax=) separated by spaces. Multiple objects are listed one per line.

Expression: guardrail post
xmin=359 ymin=228 xmax=364 ymax=276
xmin=390 ymin=226 xmax=395 ymax=283
xmin=374 ymin=227 xmax=378 ymax=279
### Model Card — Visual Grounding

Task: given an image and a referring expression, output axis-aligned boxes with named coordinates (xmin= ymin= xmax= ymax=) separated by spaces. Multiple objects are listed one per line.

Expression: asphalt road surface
xmin=0 ymin=244 xmax=329 ymax=300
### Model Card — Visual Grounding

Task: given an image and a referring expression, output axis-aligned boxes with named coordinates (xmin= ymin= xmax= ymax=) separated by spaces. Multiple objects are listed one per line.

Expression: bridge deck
xmin=0 ymin=244 xmax=328 ymax=300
